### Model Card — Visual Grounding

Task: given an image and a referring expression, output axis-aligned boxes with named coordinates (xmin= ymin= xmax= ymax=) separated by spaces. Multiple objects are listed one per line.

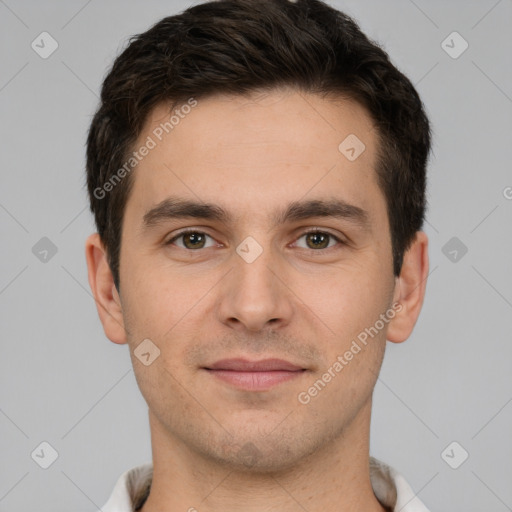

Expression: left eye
xmin=294 ymin=231 xmax=342 ymax=250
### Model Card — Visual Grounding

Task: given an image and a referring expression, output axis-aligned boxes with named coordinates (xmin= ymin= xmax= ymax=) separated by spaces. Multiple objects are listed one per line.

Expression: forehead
xmin=124 ymin=89 xmax=384 ymax=228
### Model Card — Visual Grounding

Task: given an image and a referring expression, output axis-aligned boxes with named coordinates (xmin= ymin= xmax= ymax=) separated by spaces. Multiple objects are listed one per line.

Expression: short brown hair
xmin=86 ymin=0 xmax=431 ymax=290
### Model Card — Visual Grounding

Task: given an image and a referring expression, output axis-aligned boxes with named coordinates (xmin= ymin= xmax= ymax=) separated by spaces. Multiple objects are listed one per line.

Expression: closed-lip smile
xmin=203 ymin=358 xmax=307 ymax=390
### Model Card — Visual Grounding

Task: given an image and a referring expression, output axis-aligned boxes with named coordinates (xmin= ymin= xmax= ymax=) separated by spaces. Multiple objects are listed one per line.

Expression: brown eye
xmin=166 ymin=231 xmax=216 ymax=250
xmin=305 ymin=232 xmax=330 ymax=249
xmin=295 ymin=230 xmax=343 ymax=251
xmin=182 ymin=232 xmax=206 ymax=249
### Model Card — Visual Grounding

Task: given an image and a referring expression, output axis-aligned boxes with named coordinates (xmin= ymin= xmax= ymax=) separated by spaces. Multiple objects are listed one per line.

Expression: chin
xmin=201 ymin=427 xmax=323 ymax=475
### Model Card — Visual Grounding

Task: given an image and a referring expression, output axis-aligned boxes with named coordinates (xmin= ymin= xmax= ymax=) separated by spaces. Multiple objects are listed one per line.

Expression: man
xmin=85 ymin=0 xmax=431 ymax=510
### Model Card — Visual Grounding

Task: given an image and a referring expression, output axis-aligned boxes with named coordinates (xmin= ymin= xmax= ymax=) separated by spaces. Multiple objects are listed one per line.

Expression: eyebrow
xmin=142 ymin=196 xmax=370 ymax=232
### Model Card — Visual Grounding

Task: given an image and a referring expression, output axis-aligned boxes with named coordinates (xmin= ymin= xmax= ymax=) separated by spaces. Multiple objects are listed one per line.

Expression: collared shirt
xmin=102 ymin=457 xmax=430 ymax=511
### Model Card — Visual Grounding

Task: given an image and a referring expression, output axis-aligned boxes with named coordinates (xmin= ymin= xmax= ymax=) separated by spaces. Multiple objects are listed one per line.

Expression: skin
xmin=86 ymin=88 xmax=428 ymax=512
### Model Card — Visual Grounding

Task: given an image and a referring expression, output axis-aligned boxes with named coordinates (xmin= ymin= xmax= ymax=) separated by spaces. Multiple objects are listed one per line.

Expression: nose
xmin=216 ymin=242 xmax=294 ymax=333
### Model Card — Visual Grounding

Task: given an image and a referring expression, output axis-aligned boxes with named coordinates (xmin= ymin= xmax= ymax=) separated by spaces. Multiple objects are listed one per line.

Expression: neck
xmin=140 ymin=399 xmax=386 ymax=512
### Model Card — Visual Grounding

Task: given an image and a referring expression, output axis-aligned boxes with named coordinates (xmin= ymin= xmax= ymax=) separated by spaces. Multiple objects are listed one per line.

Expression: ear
xmin=85 ymin=233 xmax=127 ymax=344
xmin=386 ymin=231 xmax=429 ymax=344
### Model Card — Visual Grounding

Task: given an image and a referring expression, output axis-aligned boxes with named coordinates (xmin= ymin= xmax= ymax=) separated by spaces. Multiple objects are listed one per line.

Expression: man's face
xmin=117 ymin=89 xmax=398 ymax=470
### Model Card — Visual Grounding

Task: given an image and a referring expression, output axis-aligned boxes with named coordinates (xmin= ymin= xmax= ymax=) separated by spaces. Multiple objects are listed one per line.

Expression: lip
xmin=206 ymin=358 xmax=303 ymax=372
xmin=203 ymin=358 xmax=306 ymax=391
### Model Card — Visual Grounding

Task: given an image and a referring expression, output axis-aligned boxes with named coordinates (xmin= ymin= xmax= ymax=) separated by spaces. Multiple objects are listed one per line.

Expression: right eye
xmin=165 ymin=230 xmax=219 ymax=250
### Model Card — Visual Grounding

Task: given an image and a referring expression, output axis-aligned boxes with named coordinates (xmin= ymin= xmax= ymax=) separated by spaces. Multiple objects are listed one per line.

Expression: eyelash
xmin=165 ymin=228 xmax=346 ymax=252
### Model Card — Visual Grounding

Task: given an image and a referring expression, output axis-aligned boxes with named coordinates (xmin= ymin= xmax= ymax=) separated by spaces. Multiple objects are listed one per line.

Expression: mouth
xmin=202 ymin=358 xmax=307 ymax=391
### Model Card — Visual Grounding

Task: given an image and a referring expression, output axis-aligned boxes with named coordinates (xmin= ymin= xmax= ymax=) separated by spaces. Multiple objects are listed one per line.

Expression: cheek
xmin=120 ymin=261 xmax=221 ymax=379
xmin=120 ymin=256 xmax=186 ymax=337
xmin=301 ymin=259 xmax=393 ymax=338
xmin=295 ymin=333 xmax=385 ymax=431
xmin=308 ymin=260 xmax=393 ymax=405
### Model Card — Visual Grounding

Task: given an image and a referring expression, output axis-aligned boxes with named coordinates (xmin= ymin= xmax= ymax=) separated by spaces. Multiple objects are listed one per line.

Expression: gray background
xmin=1 ymin=0 xmax=511 ymax=510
